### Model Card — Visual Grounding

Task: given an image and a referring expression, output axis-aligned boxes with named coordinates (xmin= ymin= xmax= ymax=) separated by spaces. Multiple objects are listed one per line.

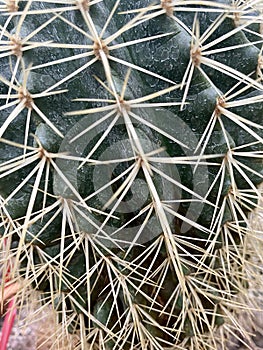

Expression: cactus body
xmin=0 ymin=1 xmax=263 ymax=349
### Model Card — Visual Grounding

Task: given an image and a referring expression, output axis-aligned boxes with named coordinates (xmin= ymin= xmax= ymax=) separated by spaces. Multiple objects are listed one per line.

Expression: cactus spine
xmin=0 ymin=0 xmax=263 ymax=349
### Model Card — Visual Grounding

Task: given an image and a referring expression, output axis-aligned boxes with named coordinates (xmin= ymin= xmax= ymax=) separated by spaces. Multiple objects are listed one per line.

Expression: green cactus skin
xmin=0 ymin=0 xmax=263 ymax=349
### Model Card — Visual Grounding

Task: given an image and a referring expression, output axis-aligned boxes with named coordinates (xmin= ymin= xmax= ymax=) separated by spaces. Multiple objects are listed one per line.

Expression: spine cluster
xmin=0 ymin=1 xmax=263 ymax=349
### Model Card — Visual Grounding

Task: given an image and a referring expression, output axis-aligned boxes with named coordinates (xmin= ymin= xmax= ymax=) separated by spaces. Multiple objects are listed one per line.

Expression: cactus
xmin=0 ymin=0 xmax=263 ymax=349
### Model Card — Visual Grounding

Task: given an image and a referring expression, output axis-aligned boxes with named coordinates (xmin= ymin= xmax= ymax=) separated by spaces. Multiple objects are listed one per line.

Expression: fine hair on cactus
xmin=0 ymin=0 xmax=263 ymax=349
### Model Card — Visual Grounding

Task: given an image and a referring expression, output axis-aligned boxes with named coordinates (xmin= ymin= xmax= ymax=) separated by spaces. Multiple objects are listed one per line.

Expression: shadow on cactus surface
xmin=0 ymin=0 xmax=263 ymax=349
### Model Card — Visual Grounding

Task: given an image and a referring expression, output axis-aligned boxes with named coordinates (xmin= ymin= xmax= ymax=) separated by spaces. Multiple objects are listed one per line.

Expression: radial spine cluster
xmin=0 ymin=0 xmax=263 ymax=349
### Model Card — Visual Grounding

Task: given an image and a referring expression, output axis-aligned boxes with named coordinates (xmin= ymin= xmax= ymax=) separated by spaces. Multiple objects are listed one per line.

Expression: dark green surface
xmin=0 ymin=1 xmax=262 ymax=348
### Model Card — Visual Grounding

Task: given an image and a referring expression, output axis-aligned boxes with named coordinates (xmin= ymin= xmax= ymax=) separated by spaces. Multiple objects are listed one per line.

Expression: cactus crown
xmin=0 ymin=0 xmax=263 ymax=349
